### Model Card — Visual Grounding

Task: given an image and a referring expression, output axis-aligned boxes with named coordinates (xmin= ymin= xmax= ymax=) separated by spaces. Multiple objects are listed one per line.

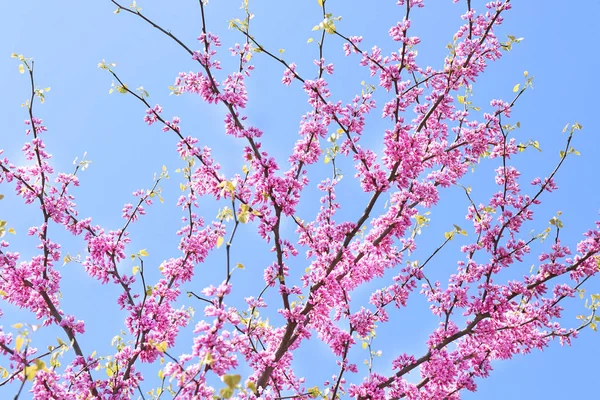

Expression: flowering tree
xmin=1 ymin=0 xmax=599 ymax=399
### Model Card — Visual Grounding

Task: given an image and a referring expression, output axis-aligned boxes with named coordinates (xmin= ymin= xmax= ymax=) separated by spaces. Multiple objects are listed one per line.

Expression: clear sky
xmin=1 ymin=0 xmax=600 ymax=399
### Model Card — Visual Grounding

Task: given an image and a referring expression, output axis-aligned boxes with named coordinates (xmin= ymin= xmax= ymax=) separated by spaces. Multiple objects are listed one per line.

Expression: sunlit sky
xmin=1 ymin=1 xmax=600 ymax=398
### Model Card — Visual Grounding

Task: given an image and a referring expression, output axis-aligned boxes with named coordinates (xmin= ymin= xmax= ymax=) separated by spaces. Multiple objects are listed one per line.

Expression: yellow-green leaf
xmin=512 ymin=83 xmax=520 ymax=93
xmin=18 ymin=64 xmax=25 ymax=74
xmin=216 ymin=237 xmax=224 ymax=248
xmin=223 ymin=374 xmax=241 ymax=388
xmin=139 ymin=249 xmax=149 ymax=257
xmin=238 ymin=210 xmax=249 ymax=224
xmin=34 ymin=359 xmax=46 ymax=371
xmin=155 ymin=341 xmax=168 ymax=353
xmin=15 ymin=336 xmax=24 ymax=352
xmin=203 ymin=352 xmax=214 ymax=365
xmin=24 ymin=365 xmax=37 ymax=381
xmin=219 ymin=387 xmax=234 ymax=399
xmin=308 ymin=386 xmax=321 ymax=398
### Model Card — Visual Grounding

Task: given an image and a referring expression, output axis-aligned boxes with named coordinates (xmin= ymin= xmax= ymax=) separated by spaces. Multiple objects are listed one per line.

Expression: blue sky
xmin=1 ymin=0 xmax=600 ymax=398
